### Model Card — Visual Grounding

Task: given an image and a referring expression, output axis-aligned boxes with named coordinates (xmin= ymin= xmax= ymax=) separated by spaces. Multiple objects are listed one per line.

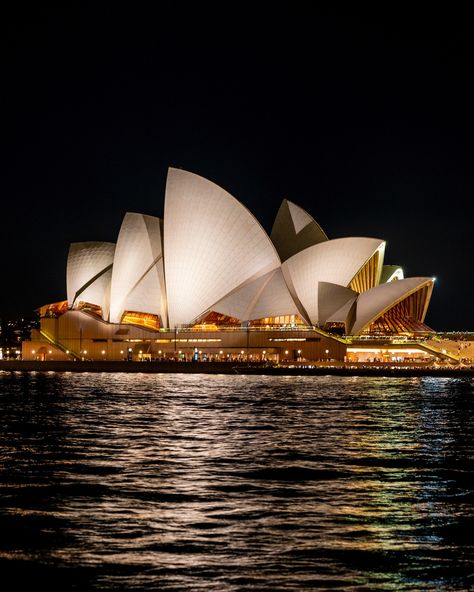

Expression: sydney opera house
xmin=23 ymin=168 xmax=439 ymax=363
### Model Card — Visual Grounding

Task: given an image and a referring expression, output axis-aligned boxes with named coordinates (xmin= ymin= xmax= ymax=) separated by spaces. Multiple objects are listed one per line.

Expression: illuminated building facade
xmin=23 ymin=168 xmax=437 ymax=362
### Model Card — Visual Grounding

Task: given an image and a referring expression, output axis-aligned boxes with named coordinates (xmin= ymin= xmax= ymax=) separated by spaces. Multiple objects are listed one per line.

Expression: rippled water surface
xmin=0 ymin=372 xmax=473 ymax=591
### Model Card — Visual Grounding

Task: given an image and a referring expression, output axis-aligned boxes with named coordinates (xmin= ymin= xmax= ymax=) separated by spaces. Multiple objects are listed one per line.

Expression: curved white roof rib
xmin=211 ymin=268 xmax=301 ymax=322
xmin=281 ymin=237 xmax=385 ymax=325
xmin=380 ymin=265 xmax=404 ymax=283
xmin=271 ymin=199 xmax=328 ymax=262
xmin=109 ymin=213 xmax=166 ymax=325
xmin=164 ymin=168 xmax=281 ymax=327
xmin=352 ymin=277 xmax=434 ymax=335
xmin=67 ymin=242 xmax=115 ymax=318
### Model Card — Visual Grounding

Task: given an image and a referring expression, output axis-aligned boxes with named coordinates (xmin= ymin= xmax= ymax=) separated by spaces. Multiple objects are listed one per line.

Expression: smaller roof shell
xmin=67 ymin=242 xmax=116 ymax=319
xmin=281 ymin=237 xmax=385 ymax=325
xmin=270 ymin=199 xmax=328 ymax=262
xmin=351 ymin=277 xmax=434 ymax=334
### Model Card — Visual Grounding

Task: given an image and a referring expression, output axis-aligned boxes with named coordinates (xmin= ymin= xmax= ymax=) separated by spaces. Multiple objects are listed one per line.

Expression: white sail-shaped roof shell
xmin=67 ymin=242 xmax=115 ymax=319
xmin=163 ymin=168 xmax=281 ymax=327
xmin=281 ymin=237 xmax=385 ymax=325
xmin=109 ymin=213 xmax=166 ymax=325
xmin=352 ymin=277 xmax=434 ymax=334
xmin=271 ymin=199 xmax=328 ymax=262
xmin=211 ymin=268 xmax=300 ymax=322
xmin=380 ymin=265 xmax=404 ymax=283
xmin=318 ymin=282 xmax=358 ymax=326
xmin=248 ymin=268 xmax=301 ymax=321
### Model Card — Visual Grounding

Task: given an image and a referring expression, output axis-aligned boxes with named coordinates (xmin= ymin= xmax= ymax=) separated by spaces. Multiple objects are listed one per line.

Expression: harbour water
xmin=0 ymin=371 xmax=473 ymax=590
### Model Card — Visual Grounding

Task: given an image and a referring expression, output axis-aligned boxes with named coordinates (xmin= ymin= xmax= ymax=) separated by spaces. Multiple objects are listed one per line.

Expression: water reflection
xmin=0 ymin=372 xmax=473 ymax=590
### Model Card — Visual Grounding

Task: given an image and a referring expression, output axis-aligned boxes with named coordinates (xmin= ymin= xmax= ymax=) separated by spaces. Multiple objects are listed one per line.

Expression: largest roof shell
xmin=163 ymin=168 xmax=281 ymax=327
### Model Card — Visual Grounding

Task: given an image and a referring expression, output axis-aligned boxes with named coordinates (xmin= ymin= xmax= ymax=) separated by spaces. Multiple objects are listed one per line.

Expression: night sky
xmin=5 ymin=11 xmax=474 ymax=330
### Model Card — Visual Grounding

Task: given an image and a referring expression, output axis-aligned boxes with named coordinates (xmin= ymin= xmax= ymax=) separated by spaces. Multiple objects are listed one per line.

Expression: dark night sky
xmin=4 ymin=10 xmax=474 ymax=329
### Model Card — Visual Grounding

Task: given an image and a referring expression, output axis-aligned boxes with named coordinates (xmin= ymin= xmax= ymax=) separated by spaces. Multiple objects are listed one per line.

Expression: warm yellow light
xmin=83 ymin=350 xmax=87 ymax=354
xmin=120 ymin=350 xmax=124 ymax=354
xmin=32 ymin=350 xmax=36 ymax=354
xmin=219 ymin=350 xmax=223 ymax=355
xmin=101 ymin=350 xmax=106 ymax=355
xmin=158 ymin=350 xmax=162 ymax=354
xmin=325 ymin=349 xmax=329 ymax=354
xmin=262 ymin=350 xmax=266 ymax=354
xmin=241 ymin=350 xmax=244 ymax=355
xmin=285 ymin=350 xmax=289 ymax=355
xmin=48 ymin=350 xmax=52 ymax=354
xmin=347 ymin=347 xmax=428 ymax=354
xmin=66 ymin=350 xmax=69 ymax=354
